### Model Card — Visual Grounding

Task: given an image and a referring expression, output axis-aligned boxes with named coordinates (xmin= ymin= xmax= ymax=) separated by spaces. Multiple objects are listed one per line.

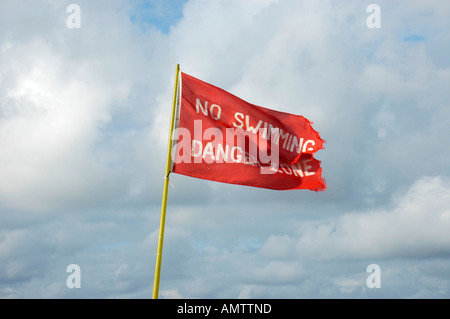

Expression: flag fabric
xmin=171 ymin=72 xmax=326 ymax=191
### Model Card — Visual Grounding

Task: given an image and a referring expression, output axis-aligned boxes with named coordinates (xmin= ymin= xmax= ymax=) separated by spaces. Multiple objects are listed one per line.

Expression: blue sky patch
xmin=129 ymin=0 xmax=187 ymax=33
xmin=403 ymin=34 xmax=426 ymax=42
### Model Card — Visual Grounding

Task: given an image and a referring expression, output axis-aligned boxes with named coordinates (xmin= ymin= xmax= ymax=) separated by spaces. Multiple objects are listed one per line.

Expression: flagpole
xmin=152 ymin=64 xmax=180 ymax=299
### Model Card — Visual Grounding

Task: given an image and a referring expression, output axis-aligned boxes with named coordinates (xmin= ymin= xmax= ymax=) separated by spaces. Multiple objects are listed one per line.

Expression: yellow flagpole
xmin=152 ymin=64 xmax=180 ymax=299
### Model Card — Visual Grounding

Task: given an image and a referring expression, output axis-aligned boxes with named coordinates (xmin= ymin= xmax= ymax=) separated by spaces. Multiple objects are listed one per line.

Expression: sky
xmin=0 ymin=0 xmax=450 ymax=299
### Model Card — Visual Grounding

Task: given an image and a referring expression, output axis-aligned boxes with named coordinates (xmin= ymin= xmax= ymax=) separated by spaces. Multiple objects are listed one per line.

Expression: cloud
xmin=0 ymin=0 xmax=165 ymax=211
xmin=1 ymin=0 xmax=450 ymax=299
xmin=0 ymin=39 xmax=124 ymax=210
xmin=155 ymin=176 xmax=450 ymax=298
xmin=295 ymin=176 xmax=450 ymax=260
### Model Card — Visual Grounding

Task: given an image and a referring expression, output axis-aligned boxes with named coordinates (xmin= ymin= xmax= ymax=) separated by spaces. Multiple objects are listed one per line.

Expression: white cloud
xmin=0 ymin=39 xmax=124 ymax=210
xmin=1 ymin=0 xmax=450 ymax=299
xmin=295 ymin=176 xmax=450 ymax=260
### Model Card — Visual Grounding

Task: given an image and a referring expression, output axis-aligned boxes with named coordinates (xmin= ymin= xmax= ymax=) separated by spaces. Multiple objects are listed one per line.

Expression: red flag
xmin=171 ymin=72 xmax=326 ymax=191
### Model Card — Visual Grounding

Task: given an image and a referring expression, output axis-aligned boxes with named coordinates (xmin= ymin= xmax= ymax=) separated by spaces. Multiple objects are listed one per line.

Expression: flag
xmin=171 ymin=72 xmax=326 ymax=191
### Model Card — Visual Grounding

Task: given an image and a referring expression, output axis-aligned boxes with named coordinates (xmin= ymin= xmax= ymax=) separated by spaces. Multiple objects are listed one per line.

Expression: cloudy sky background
xmin=1 ymin=0 xmax=450 ymax=298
